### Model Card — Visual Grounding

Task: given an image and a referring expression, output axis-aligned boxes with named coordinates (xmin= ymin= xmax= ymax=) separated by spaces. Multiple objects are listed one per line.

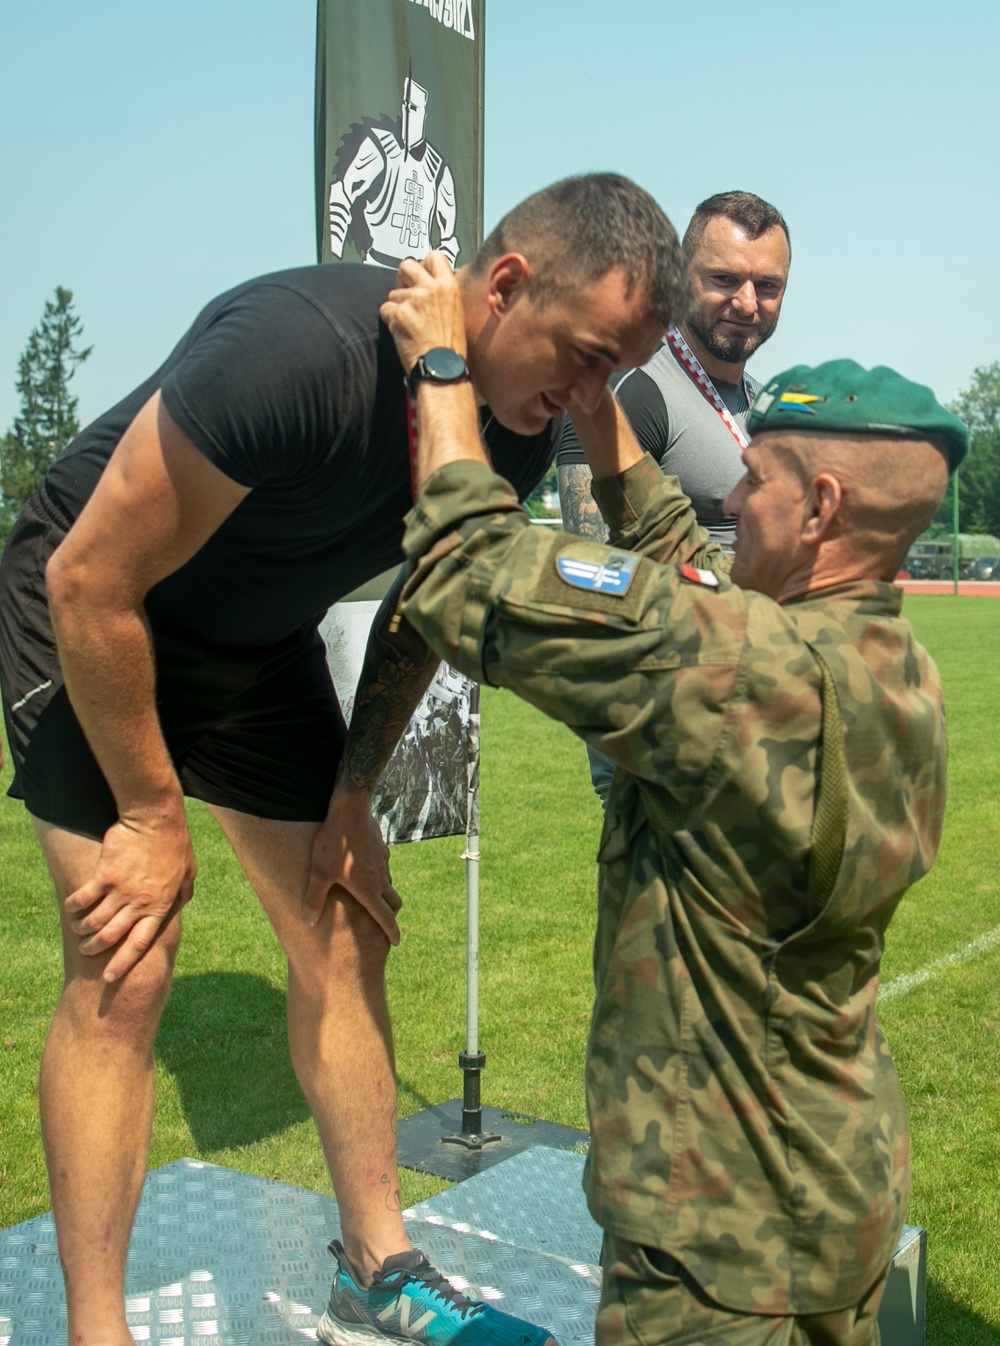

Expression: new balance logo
xmin=378 ymin=1296 xmax=437 ymax=1337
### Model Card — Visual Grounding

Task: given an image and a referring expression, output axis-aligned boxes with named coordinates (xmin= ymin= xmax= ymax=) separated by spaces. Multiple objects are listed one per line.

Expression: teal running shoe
xmin=316 ymin=1239 xmax=557 ymax=1346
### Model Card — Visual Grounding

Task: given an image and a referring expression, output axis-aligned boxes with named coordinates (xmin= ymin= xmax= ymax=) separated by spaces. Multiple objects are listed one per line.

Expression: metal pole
xmin=443 ymin=681 xmax=499 ymax=1151
xmin=442 ymin=831 xmax=498 ymax=1148
xmin=464 ymin=829 xmax=480 ymax=1058
xmin=952 ymin=468 xmax=960 ymax=597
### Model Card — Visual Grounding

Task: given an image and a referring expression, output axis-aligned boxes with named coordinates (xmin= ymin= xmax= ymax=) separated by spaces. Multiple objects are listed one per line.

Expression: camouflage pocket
xmin=615 ymin=1242 xmax=685 ymax=1346
xmin=597 ymin=1234 xmax=684 ymax=1346
xmin=632 ymin=1245 xmax=684 ymax=1287
xmin=611 ymin=1241 xmax=795 ymax=1345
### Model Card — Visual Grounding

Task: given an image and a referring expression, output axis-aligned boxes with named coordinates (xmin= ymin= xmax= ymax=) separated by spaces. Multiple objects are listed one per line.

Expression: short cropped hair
xmin=471 ymin=173 xmax=689 ymax=329
xmin=682 ymin=191 xmax=790 ymax=259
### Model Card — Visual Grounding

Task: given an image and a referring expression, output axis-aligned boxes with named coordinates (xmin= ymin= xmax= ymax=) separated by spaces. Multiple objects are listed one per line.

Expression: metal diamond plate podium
xmin=0 ymin=1147 xmax=924 ymax=1345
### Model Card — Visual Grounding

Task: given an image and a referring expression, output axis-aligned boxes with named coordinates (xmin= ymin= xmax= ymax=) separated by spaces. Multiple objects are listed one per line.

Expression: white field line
xmin=879 ymin=924 xmax=1000 ymax=1002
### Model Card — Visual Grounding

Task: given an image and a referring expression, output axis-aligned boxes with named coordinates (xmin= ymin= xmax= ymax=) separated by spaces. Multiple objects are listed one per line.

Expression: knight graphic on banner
xmin=407 ymin=0 xmax=476 ymax=39
xmin=329 ymin=77 xmax=460 ymax=269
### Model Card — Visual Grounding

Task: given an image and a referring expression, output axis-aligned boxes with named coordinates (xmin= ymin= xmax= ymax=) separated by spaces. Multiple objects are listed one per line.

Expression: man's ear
xmin=802 ymin=472 xmax=844 ymax=546
xmin=486 ymin=253 xmax=532 ymax=319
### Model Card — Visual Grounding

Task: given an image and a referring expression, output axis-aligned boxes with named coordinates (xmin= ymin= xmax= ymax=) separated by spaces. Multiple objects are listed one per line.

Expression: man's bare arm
xmin=45 ymin=392 xmax=250 ymax=981
xmin=303 ymin=569 xmax=441 ymax=941
xmin=556 ymin=462 xmax=609 ymax=542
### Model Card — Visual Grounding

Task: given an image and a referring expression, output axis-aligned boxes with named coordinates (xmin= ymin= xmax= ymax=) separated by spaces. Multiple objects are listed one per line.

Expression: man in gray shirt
xmin=557 ymin=191 xmax=791 ymax=801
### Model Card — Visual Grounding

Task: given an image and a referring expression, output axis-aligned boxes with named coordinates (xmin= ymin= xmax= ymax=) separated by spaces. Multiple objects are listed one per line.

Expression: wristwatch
xmin=404 ymin=347 xmax=471 ymax=398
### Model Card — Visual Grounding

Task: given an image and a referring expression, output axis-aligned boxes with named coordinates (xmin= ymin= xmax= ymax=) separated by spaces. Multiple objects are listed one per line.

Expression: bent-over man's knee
xmin=56 ymin=912 xmax=182 ymax=1039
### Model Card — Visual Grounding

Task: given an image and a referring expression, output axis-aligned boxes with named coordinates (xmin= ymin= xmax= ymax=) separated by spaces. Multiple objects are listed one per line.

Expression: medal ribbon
xmin=406 ymin=389 xmax=419 ymax=500
xmin=665 ymin=324 xmax=753 ymax=451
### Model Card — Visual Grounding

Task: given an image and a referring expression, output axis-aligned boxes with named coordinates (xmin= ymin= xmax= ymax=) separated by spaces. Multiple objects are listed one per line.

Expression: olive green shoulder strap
xmin=634 ymin=643 xmax=848 ymax=913
xmin=802 ymin=644 xmax=848 ymax=912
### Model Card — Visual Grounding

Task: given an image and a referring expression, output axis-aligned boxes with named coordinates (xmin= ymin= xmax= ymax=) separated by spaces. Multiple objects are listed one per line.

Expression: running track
xmin=897 ymin=580 xmax=1000 ymax=596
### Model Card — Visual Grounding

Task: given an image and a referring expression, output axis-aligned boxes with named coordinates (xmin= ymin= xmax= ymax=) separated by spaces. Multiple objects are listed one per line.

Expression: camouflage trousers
xmin=596 ymin=1235 xmax=888 ymax=1346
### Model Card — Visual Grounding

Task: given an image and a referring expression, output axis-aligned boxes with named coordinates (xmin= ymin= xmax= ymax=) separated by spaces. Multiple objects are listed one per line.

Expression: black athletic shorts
xmin=0 ymin=488 xmax=346 ymax=840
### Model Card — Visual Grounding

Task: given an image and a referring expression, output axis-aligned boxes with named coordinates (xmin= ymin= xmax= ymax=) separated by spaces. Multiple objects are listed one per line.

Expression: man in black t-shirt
xmin=0 ymin=174 xmax=689 ymax=1346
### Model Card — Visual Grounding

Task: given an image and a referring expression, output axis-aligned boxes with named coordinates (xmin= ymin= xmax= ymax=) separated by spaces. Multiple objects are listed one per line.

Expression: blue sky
xmin=2 ymin=0 xmax=997 ymax=431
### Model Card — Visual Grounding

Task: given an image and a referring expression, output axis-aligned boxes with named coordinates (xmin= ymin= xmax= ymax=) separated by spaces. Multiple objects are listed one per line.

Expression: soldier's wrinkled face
xmin=725 ymin=439 xmax=808 ymax=598
xmin=685 ymin=218 xmax=790 ymax=366
xmin=479 ymin=267 xmax=664 ymax=436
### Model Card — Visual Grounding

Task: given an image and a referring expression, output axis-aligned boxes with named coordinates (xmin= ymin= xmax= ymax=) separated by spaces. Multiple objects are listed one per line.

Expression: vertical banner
xmin=315 ymin=0 xmax=485 ymax=844
xmin=315 ymin=0 xmax=485 ymax=269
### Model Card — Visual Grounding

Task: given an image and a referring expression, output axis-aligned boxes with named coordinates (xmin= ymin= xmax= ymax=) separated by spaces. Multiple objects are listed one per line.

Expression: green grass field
xmin=1 ymin=596 xmax=997 ymax=1340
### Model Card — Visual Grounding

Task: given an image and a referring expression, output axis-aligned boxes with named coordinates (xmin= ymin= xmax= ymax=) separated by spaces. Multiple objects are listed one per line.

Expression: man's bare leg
xmin=33 ymin=818 xmax=181 ymax=1346
xmin=208 ymin=806 xmax=409 ymax=1281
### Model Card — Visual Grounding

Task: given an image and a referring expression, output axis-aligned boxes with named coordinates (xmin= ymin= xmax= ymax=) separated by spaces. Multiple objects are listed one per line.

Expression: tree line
xmin=2 ymin=290 xmax=1000 ymax=545
xmin=931 ymin=364 xmax=1000 ymax=538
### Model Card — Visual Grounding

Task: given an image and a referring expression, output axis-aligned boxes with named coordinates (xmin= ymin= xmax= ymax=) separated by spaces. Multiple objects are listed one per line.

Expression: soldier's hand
xmin=65 ymin=808 xmax=196 ymax=983
xmin=381 ymin=252 xmax=467 ymax=379
xmin=303 ymin=780 xmax=402 ymax=944
xmin=570 ymin=387 xmax=647 ymax=481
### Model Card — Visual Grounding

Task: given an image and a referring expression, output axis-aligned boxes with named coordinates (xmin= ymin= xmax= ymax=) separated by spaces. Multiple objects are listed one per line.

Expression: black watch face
xmin=422 ymin=347 xmax=469 ymax=382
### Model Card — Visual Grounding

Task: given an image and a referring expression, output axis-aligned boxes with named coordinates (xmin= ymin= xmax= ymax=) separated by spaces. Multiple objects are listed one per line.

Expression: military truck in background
xmin=901 ymin=534 xmax=1000 ymax=580
xmin=902 ymin=540 xmax=957 ymax=580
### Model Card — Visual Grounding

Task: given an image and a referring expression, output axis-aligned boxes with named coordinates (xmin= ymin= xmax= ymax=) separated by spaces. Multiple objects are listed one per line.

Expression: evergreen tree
xmin=1 ymin=287 xmax=92 ymax=540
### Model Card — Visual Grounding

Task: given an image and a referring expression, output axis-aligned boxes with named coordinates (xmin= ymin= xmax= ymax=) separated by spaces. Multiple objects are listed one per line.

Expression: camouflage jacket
xmin=400 ymin=454 xmax=947 ymax=1315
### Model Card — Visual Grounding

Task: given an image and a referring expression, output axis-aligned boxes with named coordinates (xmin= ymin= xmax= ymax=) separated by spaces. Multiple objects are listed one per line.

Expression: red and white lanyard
xmin=406 ymin=390 xmax=420 ymax=499
xmin=665 ymin=324 xmax=753 ymax=452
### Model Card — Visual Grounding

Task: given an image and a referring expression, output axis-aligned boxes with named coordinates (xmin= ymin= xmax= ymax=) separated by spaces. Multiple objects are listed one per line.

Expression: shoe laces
xmin=375 ymin=1254 xmax=484 ymax=1322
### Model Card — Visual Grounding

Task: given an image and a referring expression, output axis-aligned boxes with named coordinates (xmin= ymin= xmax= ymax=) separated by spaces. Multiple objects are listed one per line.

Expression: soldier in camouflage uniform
xmin=380 ymin=253 xmax=970 ymax=1344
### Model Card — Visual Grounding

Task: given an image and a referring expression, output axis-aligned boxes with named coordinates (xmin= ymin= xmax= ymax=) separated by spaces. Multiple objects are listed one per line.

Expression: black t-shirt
xmin=43 ymin=265 xmax=556 ymax=648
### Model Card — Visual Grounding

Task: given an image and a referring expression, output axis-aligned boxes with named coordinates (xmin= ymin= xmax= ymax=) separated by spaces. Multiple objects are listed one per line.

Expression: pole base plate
xmin=396 ymin=1099 xmax=588 ymax=1181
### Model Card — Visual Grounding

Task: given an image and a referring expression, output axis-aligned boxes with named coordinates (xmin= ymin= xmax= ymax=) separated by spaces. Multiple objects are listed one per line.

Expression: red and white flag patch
xmin=679 ymin=563 xmax=720 ymax=588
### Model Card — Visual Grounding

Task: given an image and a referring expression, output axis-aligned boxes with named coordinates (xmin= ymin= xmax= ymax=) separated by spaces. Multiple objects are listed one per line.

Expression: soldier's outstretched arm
xmin=557 ymin=364 xmax=671 ymax=546
xmin=569 ymin=390 xmax=646 ymax=481
xmin=570 ymin=393 xmax=727 ymax=572
xmin=399 ymin=457 xmax=743 ymax=793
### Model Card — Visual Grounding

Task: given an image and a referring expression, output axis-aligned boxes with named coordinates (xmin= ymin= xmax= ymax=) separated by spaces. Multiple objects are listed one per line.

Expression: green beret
xmin=749 ymin=358 xmax=970 ymax=472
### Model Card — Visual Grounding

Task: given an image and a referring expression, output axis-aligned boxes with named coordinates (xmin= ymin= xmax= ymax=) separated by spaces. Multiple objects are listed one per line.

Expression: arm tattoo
xmin=341 ymin=567 xmax=441 ymax=791
xmin=557 ymin=463 xmax=609 ymax=543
